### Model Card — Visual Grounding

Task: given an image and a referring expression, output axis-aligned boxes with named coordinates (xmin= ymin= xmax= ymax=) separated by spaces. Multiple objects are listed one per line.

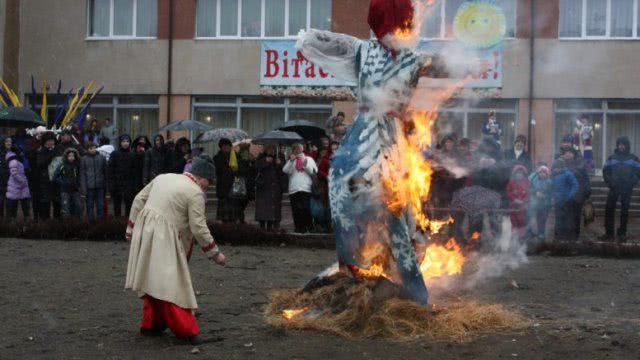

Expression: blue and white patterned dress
xmin=298 ymin=30 xmax=429 ymax=304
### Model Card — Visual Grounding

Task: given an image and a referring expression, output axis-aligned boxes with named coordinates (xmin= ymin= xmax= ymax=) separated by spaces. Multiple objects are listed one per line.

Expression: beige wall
xmin=19 ymin=0 xmax=168 ymax=95
xmin=171 ymin=40 xmax=261 ymax=95
xmin=0 ymin=0 xmax=5 ymax=75
xmin=19 ymin=1 xmax=640 ymax=100
xmin=533 ymin=40 xmax=640 ymax=98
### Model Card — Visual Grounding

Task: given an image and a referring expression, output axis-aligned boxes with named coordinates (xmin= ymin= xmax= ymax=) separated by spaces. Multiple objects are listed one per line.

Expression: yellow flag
xmin=41 ymin=81 xmax=48 ymax=123
xmin=63 ymin=82 xmax=93 ymax=126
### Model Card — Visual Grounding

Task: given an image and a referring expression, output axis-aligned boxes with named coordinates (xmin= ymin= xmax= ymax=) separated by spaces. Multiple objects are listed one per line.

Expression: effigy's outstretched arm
xmin=296 ymin=29 xmax=364 ymax=83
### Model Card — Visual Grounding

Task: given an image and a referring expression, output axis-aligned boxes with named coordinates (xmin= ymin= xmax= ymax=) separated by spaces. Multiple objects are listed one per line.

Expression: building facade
xmin=13 ymin=0 xmax=640 ymax=168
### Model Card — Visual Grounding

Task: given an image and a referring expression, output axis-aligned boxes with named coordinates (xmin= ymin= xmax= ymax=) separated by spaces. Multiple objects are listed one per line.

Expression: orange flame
xmin=282 ymin=307 xmax=309 ymax=320
xmin=354 ymin=263 xmax=391 ymax=280
xmin=471 ymin=232 xmax=481 ymax=241
xmin=420 ymin=238 xmax=465 ymax=279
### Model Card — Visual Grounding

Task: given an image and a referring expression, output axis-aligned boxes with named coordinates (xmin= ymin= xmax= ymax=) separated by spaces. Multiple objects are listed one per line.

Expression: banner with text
xmin=260 ymin=40 xmax=502 ymax=88
xmin=260 ymin=40 xmax=356 ymax=87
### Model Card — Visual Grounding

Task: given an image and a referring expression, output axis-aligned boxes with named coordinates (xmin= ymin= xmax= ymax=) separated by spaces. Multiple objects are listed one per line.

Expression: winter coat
xmin=126 ymin=173 xmax=219 ymax=310
xmin=97 ymin=144 xmax=115 ymax=162
xmin=236 ymin=153 xmax=256 ymax=201
xmin=254 ymin=154 xmax=284 ymax=222
xmin=108 ymin=136 xmax=136 ymax=194
xmin=504 ymin=149 xmax=532 ymax=173
xmin=54 ymin=148 xmax=81 ymax=193
xmin=552 ymin=169 xmax=578 ymax=204
xmin=528 ymin=172 xmax=553 ymax=212
xmin=36 ymin=146 xmax=58 ymax=202
xmin=168 ymin=137 xmax=190 ymax=174
xmin=566 ymin=158 xmax=591 ymax=203
xmin=213 ymin=151 xmax=234 ymax=199
xmin=282 ymin=155 xmax=318 ymax=194
xmin=603 ymin=136 xmax=640 ymax=194
xmin=0 ymin=148 xmax=8 ymax=191
xmin=6 ymin=151 xmax=30 ymax=200
xmin=507 ymin=178 xmax=529 ymax=205
xmin=143 ymin=136 xmax=168 ymax=184
xmin=80 ymin=152 xmax=107 ymax=193
xmin=131 ymin=137 xmax=149 ymax=195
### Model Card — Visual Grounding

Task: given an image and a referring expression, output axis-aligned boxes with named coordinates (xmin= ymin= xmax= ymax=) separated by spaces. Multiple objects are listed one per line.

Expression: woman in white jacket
xmin=283 ymin=143 xmax=317 ymax=233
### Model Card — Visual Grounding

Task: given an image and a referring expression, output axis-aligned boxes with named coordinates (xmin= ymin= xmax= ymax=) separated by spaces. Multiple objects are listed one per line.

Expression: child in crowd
xmin=527 ymin=164 xmax=553 ymax=241
xmin=506 ymin=164 xmax=529 ymax=237
xmin=5 ymin=146 xmax=31 ymax=219
xmin=55 ymin=148 xmax=82 ymax=217
xmin=80 ymin=142 xmax=107 ymax=222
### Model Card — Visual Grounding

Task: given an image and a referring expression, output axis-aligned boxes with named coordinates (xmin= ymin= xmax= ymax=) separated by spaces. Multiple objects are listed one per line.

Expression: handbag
xmin=230 ymin=177 xmax=247 ymax=199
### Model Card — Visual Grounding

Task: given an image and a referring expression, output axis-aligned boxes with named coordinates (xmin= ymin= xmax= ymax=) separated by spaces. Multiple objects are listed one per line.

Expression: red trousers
xmin=140 ymin=295 xmax=199 ymax=337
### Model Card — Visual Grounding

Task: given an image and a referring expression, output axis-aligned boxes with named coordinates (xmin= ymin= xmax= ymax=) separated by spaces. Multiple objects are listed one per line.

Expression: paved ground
xmin=0 ymin=238 xmax=639 ymax=359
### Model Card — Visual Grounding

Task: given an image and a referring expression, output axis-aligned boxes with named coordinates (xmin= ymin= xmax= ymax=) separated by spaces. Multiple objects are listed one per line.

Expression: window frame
xmin=559 ymin=0 xmax=640 ymax=40
xmin=420 ymin=0 xmax=518 ymax=40
xmin=191 ymin=96 xmax=333 ymax=128
xmin=553 ymin=99 xmax=640 ymax=169
xmin=86 ymin=0 xmax=158 ymax=40
xmin=438 ymin=99 xmax=519 ymax=140
xmin=195 ymin=0 xmax=330 ymax=40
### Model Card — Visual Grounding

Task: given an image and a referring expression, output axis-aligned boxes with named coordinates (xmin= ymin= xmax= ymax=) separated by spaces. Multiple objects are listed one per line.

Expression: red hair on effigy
xmin=368 ymin=0 xmax=415 ymax=41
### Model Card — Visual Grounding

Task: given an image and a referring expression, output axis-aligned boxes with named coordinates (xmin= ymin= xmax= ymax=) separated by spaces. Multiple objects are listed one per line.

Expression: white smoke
xmin=463 ymin=216 xmax=529 ymax=289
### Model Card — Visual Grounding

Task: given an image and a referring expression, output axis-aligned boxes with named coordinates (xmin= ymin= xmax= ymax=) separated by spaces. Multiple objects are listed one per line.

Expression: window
xmin=196 ymin=0 xmax=332 ymax=38
xmin=192 ymin=96 xmax=332 ymax=153
xmin=88 ymin=96 xmax=159 ymax=139
xmin=437 ymin=99 xmax=518 ymax=145
xmin=421 ymin=0 xmax=516 ymax=39
xmin=560 ymin=0 xmax=640 ymax=38
xmin=554 ymin=99 xmax=640 ymax=169
xmin=88 ymin=0 xmax=157 ymax=38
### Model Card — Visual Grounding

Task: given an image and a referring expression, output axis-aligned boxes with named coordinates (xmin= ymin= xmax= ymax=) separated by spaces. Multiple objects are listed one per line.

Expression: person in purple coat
xmin=5 ymin=146 xmax=31 ymax=219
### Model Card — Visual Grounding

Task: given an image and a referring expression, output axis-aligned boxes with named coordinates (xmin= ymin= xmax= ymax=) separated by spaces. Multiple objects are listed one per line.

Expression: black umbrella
xmin=0 ymin=107 xmax=45 ymax=127
xmin=252 ymin=130 xmax=303 ymax=145
xmin=158 ymin=119 xmax=215 ymax=143
xmin=158 ymin=119 xmax=214 ymax=132
xmin=279 ymin=119 xmax=327 ymax=140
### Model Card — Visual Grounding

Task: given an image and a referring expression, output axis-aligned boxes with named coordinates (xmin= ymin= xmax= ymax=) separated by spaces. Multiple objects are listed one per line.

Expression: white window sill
xmin=86 ymin=36 xmax=157 ymax=41
xmin=558 ymin=37 xmax=640 ymax=41
xmin=194 ymin=36 xmax=303 ymax=40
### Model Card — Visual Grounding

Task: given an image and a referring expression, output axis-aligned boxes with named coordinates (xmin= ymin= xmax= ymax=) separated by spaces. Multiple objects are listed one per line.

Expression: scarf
xmin=229 ymin=149 xmax=238 ymax=171
xmin=295 ymin=156 xmax=305 ymax=172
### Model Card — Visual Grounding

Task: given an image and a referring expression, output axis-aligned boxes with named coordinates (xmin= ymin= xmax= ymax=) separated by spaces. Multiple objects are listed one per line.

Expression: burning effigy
xmin=265 ymin=0 xmax=527 ymax=340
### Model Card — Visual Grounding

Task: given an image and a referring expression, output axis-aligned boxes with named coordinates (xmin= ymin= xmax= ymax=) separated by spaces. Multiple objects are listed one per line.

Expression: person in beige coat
xmin=125 ymin=155 xmax=226 ymax=345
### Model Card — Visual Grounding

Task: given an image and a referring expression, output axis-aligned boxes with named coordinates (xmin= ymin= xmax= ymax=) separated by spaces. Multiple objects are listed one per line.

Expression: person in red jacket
xmin=507 ymin=164 xmax=530 ymax=236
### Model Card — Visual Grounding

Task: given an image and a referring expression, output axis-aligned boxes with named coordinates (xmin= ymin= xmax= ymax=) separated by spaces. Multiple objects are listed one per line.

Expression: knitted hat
xmin=537 ymin=165 xmax=550 ymax=177
xmin=368 ymin=0 xmax=415 ymax=43
xmin=190 ymin=155 xmax=216 ymax=181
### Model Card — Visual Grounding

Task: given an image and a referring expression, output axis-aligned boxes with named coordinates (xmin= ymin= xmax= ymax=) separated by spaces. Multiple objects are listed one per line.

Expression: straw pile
xmin=265 ymin=276 xmax=527 ymax=341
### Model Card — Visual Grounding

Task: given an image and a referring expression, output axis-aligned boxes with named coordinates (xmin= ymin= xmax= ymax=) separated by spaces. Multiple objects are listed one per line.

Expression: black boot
xmin=140 ymin=328 xmax=164 ymax=337
xmin=188 ymin=335 xmax=211 ymax=345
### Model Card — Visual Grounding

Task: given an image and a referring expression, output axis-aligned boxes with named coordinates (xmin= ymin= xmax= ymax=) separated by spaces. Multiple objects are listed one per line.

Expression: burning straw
xmin=265 ymin=276 xmax=527 ymax=341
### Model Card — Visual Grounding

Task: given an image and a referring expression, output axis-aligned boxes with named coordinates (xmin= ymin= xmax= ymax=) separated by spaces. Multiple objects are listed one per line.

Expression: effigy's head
xmin=368 ymin=0 xmax=419 ymax=52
